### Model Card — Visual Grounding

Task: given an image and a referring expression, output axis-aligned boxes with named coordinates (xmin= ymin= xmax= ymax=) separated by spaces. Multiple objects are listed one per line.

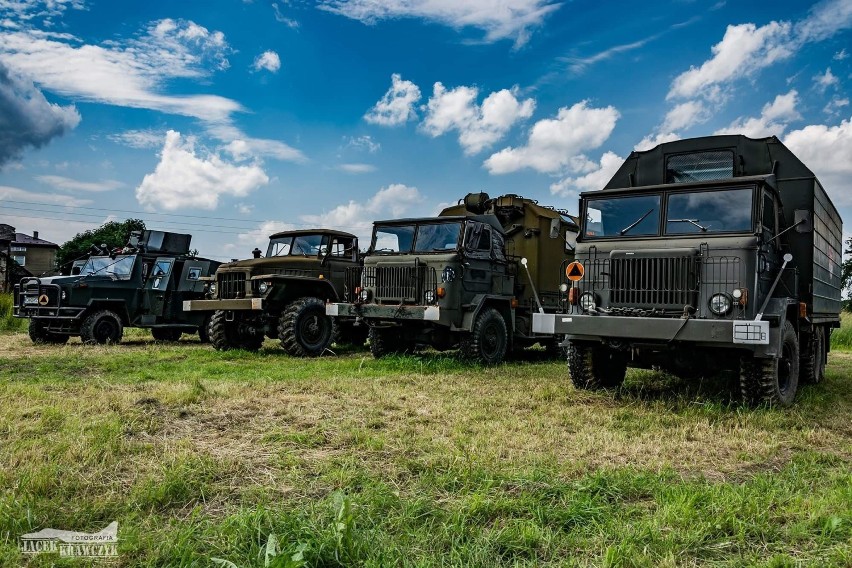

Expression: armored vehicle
xmin=184 ymin=229 xmax=363 ymax=356
xmin=14 ymin=230 xmax=220 ymax=344
xmin=533 ymin=135 xmax=843 ymax=406
xmin=327 ymin=193 xmax=579 ymax=365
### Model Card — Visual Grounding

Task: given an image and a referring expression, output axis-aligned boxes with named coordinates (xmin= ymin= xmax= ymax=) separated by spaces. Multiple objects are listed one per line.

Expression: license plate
xmin=23 ymin=296 xmax=38 ymax=305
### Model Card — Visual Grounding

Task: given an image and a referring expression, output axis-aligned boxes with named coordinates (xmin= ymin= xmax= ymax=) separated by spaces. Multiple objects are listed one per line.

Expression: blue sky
xmin=0 ymin=0 xmax=850 ymax=261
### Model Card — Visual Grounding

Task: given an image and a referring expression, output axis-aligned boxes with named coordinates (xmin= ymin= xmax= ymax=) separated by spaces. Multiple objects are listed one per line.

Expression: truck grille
xmin=610 ymin=256 xmax=698 ymax=308
xmin=217 ymin=272 xmax=247 ymax=299
xmin=362 ymin=265 xmax=437 ymax=304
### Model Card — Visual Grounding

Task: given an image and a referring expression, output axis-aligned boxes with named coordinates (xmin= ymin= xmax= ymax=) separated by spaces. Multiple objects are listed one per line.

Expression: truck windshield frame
xmin=80 ymin=255 xmax=136 ymax=279
xmin=267 ymin=234 xmax=326 ymax=257
xmin=372 ymin=221 xmax=463 ymax=254
xmin=665 ymin=187 xmax=755 ymax=235
xmin=583 ymin=194 xmax=662 ymax=239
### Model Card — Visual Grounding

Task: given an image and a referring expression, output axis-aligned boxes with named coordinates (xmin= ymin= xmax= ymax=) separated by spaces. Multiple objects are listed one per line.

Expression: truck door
xmin=145 ymin=258 xmax=174 ymax=317
xmin=462 ymin=223 xmax=493 ymax=298
xmin=758 ymin=189 xmax=780 ymax=300
xmin=323 ymin=235 xmax=358 ymax=297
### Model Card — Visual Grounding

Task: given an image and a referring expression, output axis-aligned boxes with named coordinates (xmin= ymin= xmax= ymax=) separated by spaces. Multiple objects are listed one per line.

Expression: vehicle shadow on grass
xmin=615 ymin=368 xmax=740 ymax=407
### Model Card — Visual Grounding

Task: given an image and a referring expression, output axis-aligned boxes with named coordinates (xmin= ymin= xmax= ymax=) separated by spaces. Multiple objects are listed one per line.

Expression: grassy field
xmin=0 ymin=317 xmax=850 ymax=566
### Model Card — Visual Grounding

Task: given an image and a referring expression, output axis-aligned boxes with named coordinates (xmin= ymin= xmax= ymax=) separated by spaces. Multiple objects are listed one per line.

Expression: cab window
xmin=327 ymin=236 xmax=356 ymax=259
xmin=762 ymin=190 xmax=776 ymax=235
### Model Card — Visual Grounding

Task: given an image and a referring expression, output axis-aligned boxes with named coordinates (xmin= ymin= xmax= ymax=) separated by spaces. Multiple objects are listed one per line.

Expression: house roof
xmin=13 ymin=233 xmax=59 ymax=247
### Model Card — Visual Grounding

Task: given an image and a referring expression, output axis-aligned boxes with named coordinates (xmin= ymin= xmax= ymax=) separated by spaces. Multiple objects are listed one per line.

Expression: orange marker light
xmin=436 ymin=287 xmax=446 ymax=298
xmin=568 ymin=287 xmax=579 ymax=305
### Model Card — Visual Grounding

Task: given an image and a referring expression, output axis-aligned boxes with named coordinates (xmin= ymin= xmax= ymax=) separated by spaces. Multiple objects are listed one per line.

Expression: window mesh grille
xmin=666 ymin=151 xmax=734 ymax=184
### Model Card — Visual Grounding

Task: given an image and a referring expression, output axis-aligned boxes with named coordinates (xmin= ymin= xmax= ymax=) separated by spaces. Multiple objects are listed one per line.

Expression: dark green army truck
xmin=532 ymin=135 xmax=843 ymax=406
xmin=184 ymin=229 xmax=363 ymax=356
xmin=14 ymin=230 xmax=220 ymax=344
xmin=327 ymin=193 xmax=579 ymax=365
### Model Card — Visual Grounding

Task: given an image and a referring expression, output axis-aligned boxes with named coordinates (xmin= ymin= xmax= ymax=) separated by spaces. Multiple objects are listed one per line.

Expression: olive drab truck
xmin=532 ymin=135 xmax=843 ymax=406
xmin=14 ymin=230 xmax=220 ymax=344
xmin=183 ymin=229 xmax=364 ymax=356
xmin=327 ymin=193 xmax=579 ymax=365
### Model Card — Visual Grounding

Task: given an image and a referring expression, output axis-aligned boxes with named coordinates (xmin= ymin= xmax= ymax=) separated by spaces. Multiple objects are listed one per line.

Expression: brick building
xmin=0 ymin=225 xmax=59 ymax=291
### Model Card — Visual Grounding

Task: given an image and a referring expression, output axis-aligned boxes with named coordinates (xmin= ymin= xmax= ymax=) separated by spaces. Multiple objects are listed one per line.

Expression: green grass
xmin=0 ymin=292 xmax=26 ymax=332
xmin=830 ymin=312 xmax=852 ymax=351
xmin=0 ymin=333 xmax=850 ymax=566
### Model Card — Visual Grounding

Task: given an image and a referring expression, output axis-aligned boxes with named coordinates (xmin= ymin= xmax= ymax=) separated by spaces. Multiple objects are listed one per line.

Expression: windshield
xmin=372 ymin=222 xmax=462 ymax=253
xmin=584 ymin=194 xmax=661 ymax=238
xmin=665 ymin=188 xmax=753 ymax=234
xmin=81 ymin=255 xmax=136 ymax=278
xmin=267 ymin=234 xmax=324 ymax=257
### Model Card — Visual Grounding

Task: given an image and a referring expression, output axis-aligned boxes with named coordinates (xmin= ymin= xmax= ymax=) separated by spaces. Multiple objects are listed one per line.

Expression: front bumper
xmin=532 ymin=313 xmax=769 ymax=345
xmin=327 ymin=302 xmax=440 ymax=321
xmin=183 ymin=298 xmax=264 ymax=312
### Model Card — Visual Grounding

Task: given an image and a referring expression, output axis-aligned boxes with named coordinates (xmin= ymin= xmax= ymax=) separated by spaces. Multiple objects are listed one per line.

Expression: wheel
xmin=151 ymin=328 xmax=182 ymax=342
xmin=337 ymin=323 xmax=369 ymax=347
xmin=800 ymin=326 xmax=824 ymax=384
xmin=278 ymin=297 xmax=335 ymax=357
xmin=816 ymin=326 xmax=826 ymax=383
xmin=207 ymin=310 xmax=262 ymax=351
xmin=740 ymin=320 xmax=799 ymax=406
xmin=80 ymin=310 xmax=123 ymax=345
xmin=567 ymin=341 xmax=627 ymax=389
xmin=28 ymin=319 xmax=69 ymax=344
xmin=460 ymin=308 xmax=508 ymax=365
xmin=368 ymin=326 xmax=407 ymax=358
xmin=198 ymin=314 xmax=211 ymax=343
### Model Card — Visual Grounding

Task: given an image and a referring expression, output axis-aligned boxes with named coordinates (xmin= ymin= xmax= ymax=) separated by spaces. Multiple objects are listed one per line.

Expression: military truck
xmin=184 ymin=229 xmax=363 ymax=356
xmin=14 ymin=230 xmax=220 ymax=344
xmin=327 ymin=193 xmax=579 ymax=365
xmin=532 ymin=135 xmax=843 ymax=406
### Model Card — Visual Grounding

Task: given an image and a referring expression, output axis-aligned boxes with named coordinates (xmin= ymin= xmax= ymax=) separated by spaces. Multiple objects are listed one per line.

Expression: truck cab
xmin=328 ymin=193 xmax=578 ymax=365
xmin=184 ymin=229 xmax=364 ymax=356
xmin=533 ymin=135 xmax=843 ymax=405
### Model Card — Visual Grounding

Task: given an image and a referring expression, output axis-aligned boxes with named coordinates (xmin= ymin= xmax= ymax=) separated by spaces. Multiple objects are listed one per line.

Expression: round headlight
xmin=709 ymin=293 xmax=732 ymax=315
xmin=441 ymin=266 xmax=456 ymax=283
xmin=732 ymin=289 xmax=742 ymax=300
xmin=258 ymin=281 xmax=269 ymax=294
xmin=424 ymin=290 xmax=436 ymax=304
xmin=559 ymin=283 xmax=569 ymax=293
xmin=61 ymin=290 xmax=67 ymax=300
xmin=359 ymin=289 xmax=370 ymax=302
xmin=579 ymin=292 xmax=597 ymax=312
xmin=209 ymin=283 xmax=217 ymax=296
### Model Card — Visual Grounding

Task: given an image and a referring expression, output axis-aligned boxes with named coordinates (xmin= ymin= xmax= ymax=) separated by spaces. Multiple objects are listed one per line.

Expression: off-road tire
xmin=800 ymin=326 xmax=825 ymax=385
xmin=197 ymin=314 xmax=211 ymax=343
xmin=151 ymin=328 xmax=182 ymax=342
xmin=278 ymin=297 xmax=335 ymax=357
xmin=80 ymin=310 xmax=123 ymax=345
xmin=28 ymin=319 xmax=69 ymax=344
xmin=368 ymin=326 xmax=406 ymax=358
xmin=208 ymin=310 xmax=261 ymax=351
xmin=460 ymin=308 xmax=508 ymax=366
xmin=337 ymin=324 xmax=369 ymax=347
xmin=740 ymin=320 xmax=799 ymax=406
xmin=567 ymin=341 xmax=627 ymax=389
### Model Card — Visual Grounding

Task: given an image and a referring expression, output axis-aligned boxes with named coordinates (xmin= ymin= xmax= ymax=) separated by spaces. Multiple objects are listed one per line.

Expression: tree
xmin=56 ymin=219 xmax=145 ymax=274
xmin=843 ymin=236 xmax=852 ymax=311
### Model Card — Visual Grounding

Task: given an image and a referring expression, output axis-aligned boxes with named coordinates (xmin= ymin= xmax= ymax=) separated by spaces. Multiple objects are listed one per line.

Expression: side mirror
xmin=520 ymin=257 xmax=528 ymax=267
xmin=794 ymin=210 xmax=812 ymax=233
xmin=783 ymin=253 xmax=793 ymax=263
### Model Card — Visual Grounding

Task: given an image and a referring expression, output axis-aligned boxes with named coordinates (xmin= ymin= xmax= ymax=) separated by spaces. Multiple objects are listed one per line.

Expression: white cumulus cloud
xmin=421 ymin=83 xmax=535 ymax=154
xmin=814 ymin=67 xmax=839 ymax=93
xmin=668 ymin=21 xmax=793 ymax=102
xmin=484 ymin=101 xmax=619 ymax=175
xmin=715 ymin=90 xmax=801 ymax=137
xmin=337 ymin=163 xmax=376 ymax=174
xmin=319 ymin=0 xmax=561 ymax=47
xmin=634 ymin=132 xmax=681 ymax=152
xmin=300 ymin=183 xmax=423 ymax=241
xmin=549 ymin=151 xmax=623 ymax=205
xmin=136 ymin=130 xmax=270 ymax=211
xmin=364 ymin=73 xmax=421 ymax=126
xmin=662 ymin=101 xmax=710 ymax=132
xmin=252 ymin=50 xmax=281 ymax=73
xmin=784 ymin=116 xmax=852 ymax=205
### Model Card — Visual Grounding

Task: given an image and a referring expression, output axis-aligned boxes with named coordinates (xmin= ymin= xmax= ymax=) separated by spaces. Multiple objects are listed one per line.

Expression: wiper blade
xmin=619 ymin=208 xmax=655 ymax=235
xmin=668 ymin=218 xmax=707 ymax=231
